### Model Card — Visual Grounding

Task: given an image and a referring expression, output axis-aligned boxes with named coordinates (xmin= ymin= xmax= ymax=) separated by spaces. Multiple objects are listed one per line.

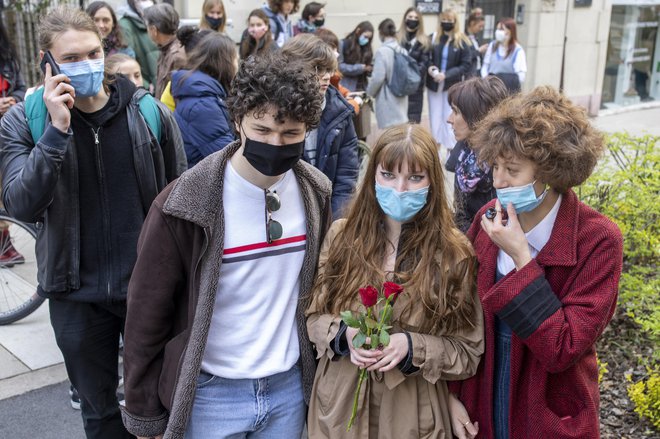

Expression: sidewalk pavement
xmin=0 ymin=102 xmax=658 ymax=402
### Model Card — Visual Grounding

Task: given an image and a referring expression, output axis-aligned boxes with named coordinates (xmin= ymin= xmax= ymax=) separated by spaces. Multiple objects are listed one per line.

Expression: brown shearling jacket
xmin=121 ymin=140 xmax=333 ymax=438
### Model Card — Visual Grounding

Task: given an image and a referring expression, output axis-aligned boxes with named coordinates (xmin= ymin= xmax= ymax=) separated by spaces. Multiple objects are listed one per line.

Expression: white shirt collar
xmin=497 ymin=194 xmax=562 ymax=275
xmin=525 ymin=193 xmax=562 ymax=254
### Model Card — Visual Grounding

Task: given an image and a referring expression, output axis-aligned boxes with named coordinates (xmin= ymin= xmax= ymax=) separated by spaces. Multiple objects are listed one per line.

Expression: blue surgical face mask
xmin=59 ymin=58 xmax=105 ymax=97
xmin=358 ymin=35 xmax=370 ymax=46
xmin=496 ymin=180 xmax=548 ymax=214
xmin=375 ymin=182 xmax=429 ymax=223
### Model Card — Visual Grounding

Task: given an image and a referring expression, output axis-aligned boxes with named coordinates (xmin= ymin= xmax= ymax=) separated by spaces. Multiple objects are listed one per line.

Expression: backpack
xmin=24 ymin=87 xmax=162 ymax=145
xmin=263 ymin=7 xmax=284 ymax=43
xmin=384 ymin=45 xmax=422 ymax=97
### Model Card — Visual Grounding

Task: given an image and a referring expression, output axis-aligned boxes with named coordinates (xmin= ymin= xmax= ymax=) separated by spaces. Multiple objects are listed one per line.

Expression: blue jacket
xmin=304 ymin=86 xmax=358 ymax=218
xmin=171 ymin=70 xmax=235 ymax=168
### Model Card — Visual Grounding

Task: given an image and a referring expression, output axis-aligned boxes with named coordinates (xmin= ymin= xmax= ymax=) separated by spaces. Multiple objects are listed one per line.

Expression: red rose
xmin=383 ymin=282 xmax=404 ymax=303
xmin=358 ymin=285 xmax=378 ymax=308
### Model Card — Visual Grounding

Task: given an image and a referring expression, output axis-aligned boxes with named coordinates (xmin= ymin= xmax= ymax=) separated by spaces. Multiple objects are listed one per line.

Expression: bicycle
xmin=0 ymin=209 xmax=42 ymax=325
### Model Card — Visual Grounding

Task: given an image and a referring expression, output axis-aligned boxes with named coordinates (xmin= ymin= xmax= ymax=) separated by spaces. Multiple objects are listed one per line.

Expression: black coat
xmin=402 ymin=37 xmax=430 ymax=123
xmin=425 ymin=34 xmax=472 ymax=92
xmin=304 ymin=86 xmax=358 ymax=218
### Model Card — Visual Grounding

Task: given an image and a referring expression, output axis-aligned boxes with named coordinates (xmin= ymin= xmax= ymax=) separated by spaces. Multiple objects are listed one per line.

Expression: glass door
xmin=603 ymin=4 xmax=659 ymax=108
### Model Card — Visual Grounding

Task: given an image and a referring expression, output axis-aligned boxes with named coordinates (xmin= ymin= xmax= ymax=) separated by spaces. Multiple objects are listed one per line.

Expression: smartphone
xmin=40 ymin=51 xmax=61 ymax=76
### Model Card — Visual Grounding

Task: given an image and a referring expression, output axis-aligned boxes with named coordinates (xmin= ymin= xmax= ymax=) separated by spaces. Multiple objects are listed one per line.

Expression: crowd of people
xmin=0 ymin=2 xmax=623 ymax=439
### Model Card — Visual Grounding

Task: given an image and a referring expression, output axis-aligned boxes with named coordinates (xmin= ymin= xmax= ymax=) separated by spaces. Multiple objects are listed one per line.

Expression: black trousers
xmin=49 ymin=299 xmax=134 ymax=439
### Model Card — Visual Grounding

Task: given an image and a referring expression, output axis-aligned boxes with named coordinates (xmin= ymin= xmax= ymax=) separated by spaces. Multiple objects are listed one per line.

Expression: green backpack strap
xmin=24 ymin=87 xmax=47 ymax=145
xmin=137 ymin=92 xmax=162 ymax=144
xmin=24 ymin=87 xmax=162 ymax=145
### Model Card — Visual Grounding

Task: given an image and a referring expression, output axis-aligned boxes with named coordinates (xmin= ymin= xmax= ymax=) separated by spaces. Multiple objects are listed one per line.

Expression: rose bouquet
xmin=340 ymin=281 xmax=404 ymax=431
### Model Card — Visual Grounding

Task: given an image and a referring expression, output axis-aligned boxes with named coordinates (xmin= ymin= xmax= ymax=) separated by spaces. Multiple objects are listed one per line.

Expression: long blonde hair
xmin=397 ymin=7 xmax=430 ymax=51
xmin=199 ymin=0 xmax=226 ymax=32
xmin=315 ymin=124 xmax=477 ymax=334
xmin=433 ymin=9 xmax=471 ymax=48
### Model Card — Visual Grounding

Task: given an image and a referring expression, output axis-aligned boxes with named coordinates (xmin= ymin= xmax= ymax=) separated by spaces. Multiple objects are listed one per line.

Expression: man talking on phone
xmin=0 ymin=6 xmax=185 ymax=439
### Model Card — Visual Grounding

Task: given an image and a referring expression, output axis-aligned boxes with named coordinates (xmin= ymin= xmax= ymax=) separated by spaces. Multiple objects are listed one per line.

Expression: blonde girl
xmin=426 ymin=9 xmax=472 ymax=158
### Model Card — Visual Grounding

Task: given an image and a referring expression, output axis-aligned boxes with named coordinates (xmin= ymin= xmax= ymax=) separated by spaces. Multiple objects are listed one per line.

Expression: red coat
xmin=451 ymin=190 xmax=623 ymax=438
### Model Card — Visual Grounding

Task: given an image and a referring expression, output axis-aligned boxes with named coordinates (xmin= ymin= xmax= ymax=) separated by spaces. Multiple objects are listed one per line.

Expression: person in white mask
xmin=480 ymin=17 xmax=527 ymax=93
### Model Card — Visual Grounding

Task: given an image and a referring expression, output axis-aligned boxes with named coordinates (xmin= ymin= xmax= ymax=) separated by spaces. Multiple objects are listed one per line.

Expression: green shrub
xmin=627 ymin=367 xmax=660 ymax=430
xmin=598 ymin=357 xmax=608 ymax=385
xmin=582 ymin=132 xmax=659 ymax=430
xmin=580 ymin=133 xmax=659 ymax=344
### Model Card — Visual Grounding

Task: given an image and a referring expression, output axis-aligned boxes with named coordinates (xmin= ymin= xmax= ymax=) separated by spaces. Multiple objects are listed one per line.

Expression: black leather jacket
xmin=425 ymin=34 xmax=472 ymax=92
xmin=0 ymin=87 xmax=186 ymax=294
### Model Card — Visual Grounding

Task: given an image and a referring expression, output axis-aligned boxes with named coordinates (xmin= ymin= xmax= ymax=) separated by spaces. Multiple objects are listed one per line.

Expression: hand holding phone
xmin=40 ymin=51 xmax=75 ymax=132
xmin=40 ymin=51 xmax=61 ymax=76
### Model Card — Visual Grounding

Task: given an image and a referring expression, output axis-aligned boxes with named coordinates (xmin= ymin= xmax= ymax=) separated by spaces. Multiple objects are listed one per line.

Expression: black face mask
xmin=242 ymin=134 xmax=305 ymax=176
xmin=313 ymin=18 xmax=325 ymax=27
xmin=405 ymin=19 xmax=419 ymax=31
xmin=205 ymin=15 xmax=224 ymax=30
xmin=441 ymin=22 xmax=455 ymax=32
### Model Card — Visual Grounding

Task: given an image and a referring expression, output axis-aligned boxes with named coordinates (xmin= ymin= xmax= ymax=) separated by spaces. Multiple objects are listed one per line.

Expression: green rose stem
xmin=347 ymin=298 xmax=394 ymax=431
xmin=347 ymin=367 xmax=367 ymax=431
xmin=375 ymin=296 xmax=394 ymax=337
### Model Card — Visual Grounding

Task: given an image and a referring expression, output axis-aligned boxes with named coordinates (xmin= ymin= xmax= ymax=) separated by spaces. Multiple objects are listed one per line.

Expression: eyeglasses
xmin=264 ymin=189 xmax=283 ymax=244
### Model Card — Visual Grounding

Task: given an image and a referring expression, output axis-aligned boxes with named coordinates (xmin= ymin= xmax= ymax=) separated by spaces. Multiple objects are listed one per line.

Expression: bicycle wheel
xmin=0 ymin=211 xmax=43 ymax=325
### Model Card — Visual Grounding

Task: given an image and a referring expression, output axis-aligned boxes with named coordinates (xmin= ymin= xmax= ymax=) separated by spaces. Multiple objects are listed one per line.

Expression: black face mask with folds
xmin=405 ymin=19 xmax=419 ymax=30
xmin=205 ymin=15 xmax=224 ymax=30
xmin=313 ymin=18 xmax=325 ymax=27
xmin=441 ymin=22 xmax=455 ymax=32
xmin=242 ymin=135 xmax=305 ymax=176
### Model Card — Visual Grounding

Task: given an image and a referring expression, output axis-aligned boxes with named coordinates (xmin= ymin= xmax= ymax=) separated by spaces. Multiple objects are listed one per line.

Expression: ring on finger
xmin=462 ymin=420 xmax=470 ymax=426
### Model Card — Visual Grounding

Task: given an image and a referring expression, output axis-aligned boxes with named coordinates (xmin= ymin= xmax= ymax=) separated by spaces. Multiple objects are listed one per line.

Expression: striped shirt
xmin=201 ymin=161 xmax=307 ymax=379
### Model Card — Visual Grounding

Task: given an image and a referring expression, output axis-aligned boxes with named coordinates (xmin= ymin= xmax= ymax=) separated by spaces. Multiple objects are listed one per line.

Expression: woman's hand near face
xmin=43 ymin=62 xmax=75 ymax=133
xmin=366 ymin=333 xmax=409 ymax=372
xmin=480 ymin=199 xmax=532 ymax=270
xmin=345 ymin=326 xmax=383 ymax=368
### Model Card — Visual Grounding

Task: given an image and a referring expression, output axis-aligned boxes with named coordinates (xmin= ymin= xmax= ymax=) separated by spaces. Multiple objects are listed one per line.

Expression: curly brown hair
xmin=226 ymin=52 xmax=323 ymax=129
xmin=471 ymin=86 xmax=605 ymax=192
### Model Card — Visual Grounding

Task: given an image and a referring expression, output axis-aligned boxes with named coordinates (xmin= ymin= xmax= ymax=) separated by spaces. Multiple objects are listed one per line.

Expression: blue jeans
xmin=185 ymin=364 xmax=305 ymax=439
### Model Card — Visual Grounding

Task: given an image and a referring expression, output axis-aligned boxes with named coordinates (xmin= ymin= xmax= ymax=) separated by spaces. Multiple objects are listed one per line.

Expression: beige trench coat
xmin=306 ymin=220 xmax=485 ymax=439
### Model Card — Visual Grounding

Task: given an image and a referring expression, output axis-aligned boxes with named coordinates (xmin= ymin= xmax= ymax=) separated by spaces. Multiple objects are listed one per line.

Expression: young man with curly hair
xmin=121 ymin=52 xmax=332 ymax=439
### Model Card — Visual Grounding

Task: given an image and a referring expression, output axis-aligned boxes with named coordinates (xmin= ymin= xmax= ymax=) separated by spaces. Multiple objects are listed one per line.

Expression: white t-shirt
xmin=201 ymin=161 xmax=307 ymax=378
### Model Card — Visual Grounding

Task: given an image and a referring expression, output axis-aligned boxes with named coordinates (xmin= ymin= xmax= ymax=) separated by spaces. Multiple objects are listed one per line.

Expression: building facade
xmin=173 ymin=0 xmax=658 ymax=115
